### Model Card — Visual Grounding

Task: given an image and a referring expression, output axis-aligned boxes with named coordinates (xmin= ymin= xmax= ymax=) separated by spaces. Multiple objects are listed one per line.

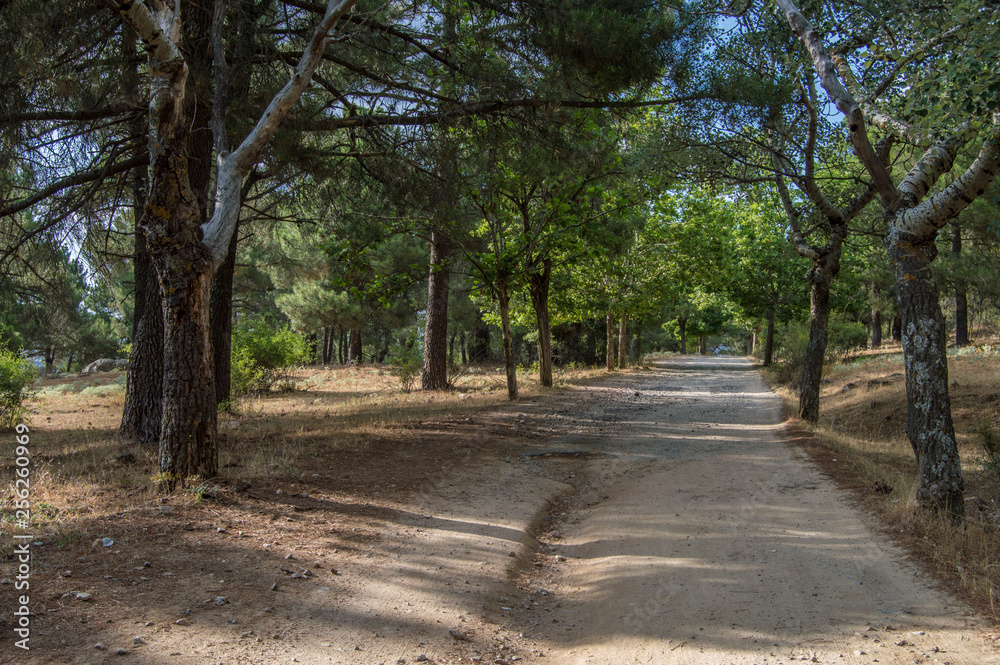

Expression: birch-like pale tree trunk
xmin=110 ymin=0 xmax=356 ymax=487
xmin=775 ymin=0 xmax=1000 ymax=518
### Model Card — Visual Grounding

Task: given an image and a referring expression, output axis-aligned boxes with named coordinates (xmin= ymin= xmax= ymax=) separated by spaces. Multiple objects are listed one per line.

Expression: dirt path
xmin=4 ymin=357 xmax=997 ymax=665
xmin=507 ymin=356 xmax=995 ymax=665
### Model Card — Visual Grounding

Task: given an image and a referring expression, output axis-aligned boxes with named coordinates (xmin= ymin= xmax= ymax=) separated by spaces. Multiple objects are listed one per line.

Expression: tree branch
xmin=897 ymin=136 xmax=1000 ymax=239
xmin=0 ymin=104 xmax=144 ymax=124
xmin=0 ymin=154 xmax=149 ymax=219
xmin=800 ymin=75 xmax=842 ymax=222
xmin=774 ymin=0 xmax=900 ymax=209
xmin=203 ymin=0 xmax=358 ymax=267
xmin=298 ymin=94 xmax=714 ymax=131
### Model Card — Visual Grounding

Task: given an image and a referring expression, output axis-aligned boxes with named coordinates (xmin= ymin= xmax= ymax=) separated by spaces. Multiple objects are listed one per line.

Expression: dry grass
xmin=0 ymin=362 xmax=606 ymax=540
xmin=770 ymin=342 xmax=1000 ymax=621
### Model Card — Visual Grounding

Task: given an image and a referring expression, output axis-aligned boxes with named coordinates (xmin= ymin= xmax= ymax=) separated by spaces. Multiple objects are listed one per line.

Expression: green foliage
xmin=976 ymin=420 xmax=1000 ymax=483
xmin=386 ymin=330 xmax=423 ymax=393
xmin=773 ymin=316 xmax=869 ymax=386
xmin=0 ymin=347 xmax=36 ymax=429
xmin=230 ymin=319 xmax=310 ymax=396
xmin=826 ymin=319 xmax=870 ymax=362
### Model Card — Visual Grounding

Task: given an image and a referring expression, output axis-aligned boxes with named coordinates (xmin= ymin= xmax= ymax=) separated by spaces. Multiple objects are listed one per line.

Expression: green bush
xmin=0 ymin=348 xmax=36 ymax=429
xmin=230 ymin=320 xmax=310 ymax=396
xmin=387 ymin=331 xmax=422 ymax=393
xmin=977 ymin=421 xmax=1000 ymax=483
xmin=772 ymin=316 xmax=870 ymax=387
xmin=827 ymin=318 xmax=869 ymax=363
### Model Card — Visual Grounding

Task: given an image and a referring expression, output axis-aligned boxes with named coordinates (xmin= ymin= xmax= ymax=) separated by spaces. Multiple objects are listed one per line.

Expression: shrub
xmin=827 ymin=318 xmax=869 ymax=363
xmin=387 ymin=332 xmax=422 ymax=393
xmin=772 ymin=316 xmax=870 ymax=387
xmin=977 ymin=420 xmax=1000 ymax=483
xmin=230 ymin=320 xmax=310 ymax=396
xmin=0 ymin=348 xmax=36 ymax=429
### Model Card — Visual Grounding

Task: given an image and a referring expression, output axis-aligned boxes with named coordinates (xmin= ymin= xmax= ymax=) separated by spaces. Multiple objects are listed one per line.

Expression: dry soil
xmin=2 ymin=356 xmax=996 ymax=665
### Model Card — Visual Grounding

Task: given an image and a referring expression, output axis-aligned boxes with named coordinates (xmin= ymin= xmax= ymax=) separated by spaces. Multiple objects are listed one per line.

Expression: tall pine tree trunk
xmin=422 ymin=231 xmax=451 ymax=389
xmin=121 ymin=223 xmax=164 ymax=443
xmin=120 ymin=166 xmax=164 ymax=444
xmin=678 ymin=316 xmax=687 ymax=354
xmin=156 ymin=250 xmax=218 ymax=483
xmin=871 ymin=284 xmax=882 ymax=349
xmin=763 ymin=310 xmax=776 ymax=367
xmin=890 ymin=233 xmax=964 ymax=518
xmin=349 ymin=329 xmax=362 ymax=364
xmin=618 ymin=313 xmax=628 ymax=369
xmin=527 ymin=262 xmax=553 ymax=388
xmin=498 ymin=281 xmax=518 ymax=400
xmin=953 ymin=223 xmax=969 ymax=346
xmin=210 ymin=223 xmax=238 ymax=405
xmin=119 ymin=27 xmax=163 ymax=445
xmin=144 ymin=98 xmax=218 ymax=483
xmin=798 ymin=274 xmax=832 ymax=422
xmin=605 ymin=312 xmax=615 ymax=371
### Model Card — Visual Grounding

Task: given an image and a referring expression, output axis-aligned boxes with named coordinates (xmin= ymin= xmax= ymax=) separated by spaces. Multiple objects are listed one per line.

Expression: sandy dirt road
xmin=5 ymin=356 xmax=997 ymax=665
xmin=508 ymin=356 xmax=996 ymax=665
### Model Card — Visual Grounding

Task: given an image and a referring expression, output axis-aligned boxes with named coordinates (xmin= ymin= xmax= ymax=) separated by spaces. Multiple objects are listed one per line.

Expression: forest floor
xmin=2 ymin=355 xmax=1000 ymax=664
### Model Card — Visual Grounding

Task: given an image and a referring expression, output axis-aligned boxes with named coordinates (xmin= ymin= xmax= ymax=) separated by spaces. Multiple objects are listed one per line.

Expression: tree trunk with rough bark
xmin=498 ymin=281 xmax=518 ymax=400
xmin=210 ymin=223 xmax=238 ymax=405
xmin=155 ymin=243 xmax=218 ymax=482
xmin=798 ymin=273 xmax=832 ymax=422
xmin=119 ymin=27 xmax=163 ymax=445
xmin=618 ymin=313 xmax=628 ymax=369
xmin=528 ymin=262 xmax=553 ymax=388
xmin=763 ymin=311 xmax=776 ymax=367
xmin=338 ymin=326 xmax=345 ymax=365
xmin=422 ymin=231 xmax=451 ymax=389
xmin=678 ymin=316 xmax=687 ymax=354
xmin=953 ymin=224 xmax=969 ymax=346
xmin=892 ymin=315 xmax=902 ymax=342
xmin=349 ymin=329 xmax=362 ymax=364
xmin=605 ymin=312 xmax=615 ymax=371
xmin=120 ymin=168 xmax=163 ymax=444
xmin=110 ymin=0 xmax=356 ymax=488
xmin=890 ymin=233 xmax=964 ymax=518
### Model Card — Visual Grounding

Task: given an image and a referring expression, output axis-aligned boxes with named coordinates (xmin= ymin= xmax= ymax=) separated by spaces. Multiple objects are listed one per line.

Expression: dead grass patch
xmin=1 ymin=363 xmax=607 ymax=535
xmin=772 ymin=344 xmax=1000 ymax=622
